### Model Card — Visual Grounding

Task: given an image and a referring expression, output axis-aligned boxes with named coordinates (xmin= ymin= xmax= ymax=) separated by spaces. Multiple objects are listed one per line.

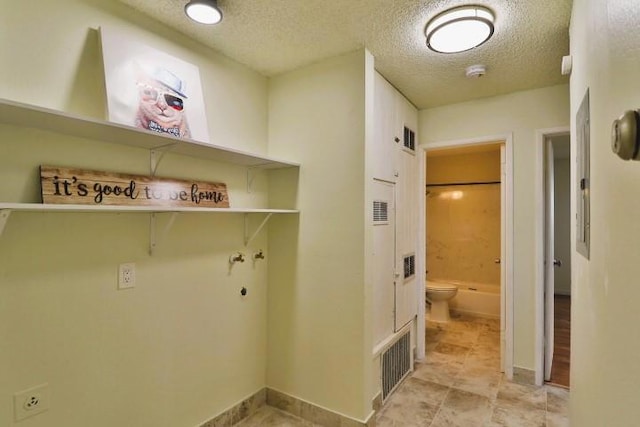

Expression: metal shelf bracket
xmin=244 ymin=212 xmax=273 ymax=247
xmin=150 ymin=144 xmax=176 ymax=176
xmin=0 ymin=209 xmax=11 ymax=237
xmin=149 ymin=212 xmax=179 ymax=255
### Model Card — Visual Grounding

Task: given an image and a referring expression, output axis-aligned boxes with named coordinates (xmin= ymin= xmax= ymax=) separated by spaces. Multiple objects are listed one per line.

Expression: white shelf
xmin=0 ymin=99 xmax=300 ymax=252
xmin=0 ymin=203 xmax=298 ymax=214
xmin=0 ymin=98 xmax=299 ymax=170
xmin=0 ymin=203 xmax=298 ymax=253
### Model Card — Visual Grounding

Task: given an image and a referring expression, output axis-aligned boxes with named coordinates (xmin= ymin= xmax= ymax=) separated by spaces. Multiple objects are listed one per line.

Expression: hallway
xmin=376 ymin=313 xmax=569 ymax=426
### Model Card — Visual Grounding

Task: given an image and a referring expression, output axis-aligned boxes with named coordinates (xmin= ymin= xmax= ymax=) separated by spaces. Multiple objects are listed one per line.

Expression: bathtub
xmin=433 ymin=280 xmax=501 ymax=318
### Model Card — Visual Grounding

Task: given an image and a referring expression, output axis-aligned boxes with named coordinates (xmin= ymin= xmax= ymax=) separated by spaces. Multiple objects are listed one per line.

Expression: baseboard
xmin=197 ymin=386 xmax=377 ymax=426
xmin=198 ymin=388 xmax=266 ymax=427
xmin=372 ymin=392 xmax=382 ymax=412
xmin=512 ymin=366 xmax=536 ymax=385
xmin=267 ymin=387 xmax=375 ymax=426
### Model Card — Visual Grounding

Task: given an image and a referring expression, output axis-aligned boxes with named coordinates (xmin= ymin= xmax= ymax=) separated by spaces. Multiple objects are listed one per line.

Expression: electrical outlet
xmin=14 ymin=383 xmax=49 ymax=421
xmin=118 ymin=263 xmax=136 ymax=289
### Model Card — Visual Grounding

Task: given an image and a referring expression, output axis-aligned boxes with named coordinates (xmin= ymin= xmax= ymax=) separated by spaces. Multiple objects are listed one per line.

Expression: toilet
xmin=426 ymin=280 xmax=458 ymax=322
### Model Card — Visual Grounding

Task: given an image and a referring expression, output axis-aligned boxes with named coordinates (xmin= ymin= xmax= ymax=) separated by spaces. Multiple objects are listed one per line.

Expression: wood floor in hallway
xmin=548 ymin=295 xmax=571 ymax=389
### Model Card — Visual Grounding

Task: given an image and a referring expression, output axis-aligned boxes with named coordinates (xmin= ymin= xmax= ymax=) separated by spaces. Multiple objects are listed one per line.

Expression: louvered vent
xmin=403 ymin=126 xmax=416 ymax=152
xmin=373 ymin=200 xmax=389 ymax=224
xmin=381 ymin=331 xmax=411 ymax=402
xmin=403 ymin=254 xmax=415 ymax=280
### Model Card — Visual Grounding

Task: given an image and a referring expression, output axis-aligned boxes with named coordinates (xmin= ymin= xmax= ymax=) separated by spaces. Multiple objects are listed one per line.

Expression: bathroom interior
xmin=425 ymin=143 xmax=503 ymax=324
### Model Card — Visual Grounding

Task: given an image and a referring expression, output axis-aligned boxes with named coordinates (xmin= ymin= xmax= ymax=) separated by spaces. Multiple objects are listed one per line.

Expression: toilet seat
xmin=426 ymin=282 xmax=457 ymax=292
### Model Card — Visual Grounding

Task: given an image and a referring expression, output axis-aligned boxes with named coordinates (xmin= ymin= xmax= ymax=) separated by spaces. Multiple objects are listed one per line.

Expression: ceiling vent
xmin=465 ymin=64 xmax=486 ymax=79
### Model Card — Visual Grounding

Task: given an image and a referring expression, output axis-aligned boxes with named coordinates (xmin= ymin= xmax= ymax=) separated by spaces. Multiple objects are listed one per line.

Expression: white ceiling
xmin=119 ymin=0 xmax=572 ymax=109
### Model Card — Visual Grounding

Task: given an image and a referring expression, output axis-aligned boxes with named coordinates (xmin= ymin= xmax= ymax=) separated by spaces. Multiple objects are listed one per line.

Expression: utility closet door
xmin=372 ymin=180 xmax=396 ymax=345
xmin=372 ymin=72 xmax=399 ymax=183
xmin=394 ymin=94 xmax=419 ymax=330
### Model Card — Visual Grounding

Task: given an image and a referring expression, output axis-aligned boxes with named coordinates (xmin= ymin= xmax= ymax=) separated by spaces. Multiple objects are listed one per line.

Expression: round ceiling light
xmin=185 ymin=0 xmax=223 ymax=25
xmin=425 ymin=5 xmax=495 ymax=54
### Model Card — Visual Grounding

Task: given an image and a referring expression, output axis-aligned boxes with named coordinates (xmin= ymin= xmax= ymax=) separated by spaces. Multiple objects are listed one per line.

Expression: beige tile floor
xmin=235 ymin=313 xmax=570 ymax=426
xmin=377 ymin=313 xmax=570 ymax=427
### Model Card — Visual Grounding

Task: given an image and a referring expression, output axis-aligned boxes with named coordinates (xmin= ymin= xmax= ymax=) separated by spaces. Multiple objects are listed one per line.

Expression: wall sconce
xmin=185 ymin=0 xmax=223 ymax=25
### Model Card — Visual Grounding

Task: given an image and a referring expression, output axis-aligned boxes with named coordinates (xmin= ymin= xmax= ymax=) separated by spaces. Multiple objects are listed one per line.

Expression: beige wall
xmin=419 ymin=84 xmax=569 ymax=371
xmin=569 ymin=0 xmax=640 ymax=424
xmin=0 ymin=1 xmax=271 ymax=426
xmin=267 ymin=50 xmax=371 ymax=422
xmin=426 ymin=150 xmax=501 ymax=286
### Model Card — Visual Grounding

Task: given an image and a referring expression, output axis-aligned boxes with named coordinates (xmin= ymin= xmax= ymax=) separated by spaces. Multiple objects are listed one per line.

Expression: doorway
xmin=416 ymin=134 xmax=514 ymax=379
xmin=535 ymin=128 xmax=571 ymax=388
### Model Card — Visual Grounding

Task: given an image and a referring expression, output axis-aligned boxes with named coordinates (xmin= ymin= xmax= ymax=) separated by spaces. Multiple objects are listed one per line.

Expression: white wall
xmin=419 ymin=84 xmax=569 ymax=371
xmin=0 ymin=1 xmax=272 ymax=426
xmin=267 ymin=50 xmax=372 ymax=422
xmin=569 ymin=0 xmax=640 ymax=424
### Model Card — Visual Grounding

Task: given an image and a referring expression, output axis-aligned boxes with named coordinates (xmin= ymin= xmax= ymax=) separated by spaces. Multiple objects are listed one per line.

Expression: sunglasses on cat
xmin=137 ymin=84 xmax=185 ymax=111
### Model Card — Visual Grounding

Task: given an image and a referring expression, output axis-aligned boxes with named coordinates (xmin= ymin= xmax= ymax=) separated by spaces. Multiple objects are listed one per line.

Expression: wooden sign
xmin=40 ymin=166 xmax=229 ymax=208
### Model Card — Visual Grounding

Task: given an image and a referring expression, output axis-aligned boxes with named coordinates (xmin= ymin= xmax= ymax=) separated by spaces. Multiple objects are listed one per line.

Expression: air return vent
xmin=403 ymin=126 xmax=416 ymax=152
xmin=373 ymin=200 xmax=389 ymax=224
xmin=403 ymin=254 xmax=415 ymax=280
xmin=381 ymin=330 xmax=412 ymax=402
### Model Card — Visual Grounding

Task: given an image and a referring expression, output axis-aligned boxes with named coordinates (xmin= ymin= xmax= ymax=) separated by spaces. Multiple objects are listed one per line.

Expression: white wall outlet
xmin=118 ymin=263 xmax=136 ymax=289
xmin=14 ymin=383 xmax=50 ymax=421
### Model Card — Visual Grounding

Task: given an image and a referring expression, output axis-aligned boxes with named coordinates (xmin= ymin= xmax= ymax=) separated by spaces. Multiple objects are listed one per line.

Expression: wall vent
xmin=381 ymin=330 xmax=412 ymax=402
xmin=403 ymin=126 xmax=416 ymax=152
xmin=403 ymin=253 xmax=415 ymax=280
xmin=373 ymin=200 xmax=389 ymax=224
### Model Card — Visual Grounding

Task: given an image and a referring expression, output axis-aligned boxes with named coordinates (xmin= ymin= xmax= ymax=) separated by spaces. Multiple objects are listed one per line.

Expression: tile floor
xmin=235 ymin=313 xmax=570 ymax=427
xmin=376 ymin=313 xmax=569 ymax=427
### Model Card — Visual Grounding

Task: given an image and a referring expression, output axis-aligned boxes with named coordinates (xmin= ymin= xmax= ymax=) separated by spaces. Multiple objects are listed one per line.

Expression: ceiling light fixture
xmin=185 ymin=0 xmax=223 ymax=25
xmin=425 ymin=5 xmax=495 ymax=54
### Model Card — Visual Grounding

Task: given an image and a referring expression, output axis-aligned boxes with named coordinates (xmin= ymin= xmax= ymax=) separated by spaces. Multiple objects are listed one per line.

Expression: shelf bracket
xmin=247 ymin=168 xmax=257 ymax=194
xmin=149 ymin=212 xmax=179 ymax=255
xmin=0 ymin=209 xmax=11 ymax=237
xmin=150 ymin=143 xmax=176 ymax=176
xmin=246 ymin=164 xmax=271 ymax=194
xmin=244 ymin=212 xmax=273 ymax=247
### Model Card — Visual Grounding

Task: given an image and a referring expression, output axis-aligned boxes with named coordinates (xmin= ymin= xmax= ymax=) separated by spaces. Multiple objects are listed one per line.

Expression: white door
xmin=372 ymin=72 xmax=398 ymax=183
xmin=544 ymin=138 xmax=555 ymax=381
xmin=394 ymin=96 xmax=418 ymax=330
xmin=372 ymin=180 xmax=396 ymax=346
xmin=500 ymin=145 xmax=506 ymax=371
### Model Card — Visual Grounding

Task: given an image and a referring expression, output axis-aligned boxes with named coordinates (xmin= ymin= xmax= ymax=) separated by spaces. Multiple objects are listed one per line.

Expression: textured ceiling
xmin=119 ymin=0 xmax=572 ymax=109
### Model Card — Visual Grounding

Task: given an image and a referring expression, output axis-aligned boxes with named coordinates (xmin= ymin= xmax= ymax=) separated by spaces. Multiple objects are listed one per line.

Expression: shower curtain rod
xmin=425 ymin=180 xmax=501 ymax=187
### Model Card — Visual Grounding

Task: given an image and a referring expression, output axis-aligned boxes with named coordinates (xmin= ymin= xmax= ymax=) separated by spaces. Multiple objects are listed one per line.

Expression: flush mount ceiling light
xmin=185 ymin=0 xmax=223 ymax=25
xmin=425 ymin=5 xmax=495 ymax=54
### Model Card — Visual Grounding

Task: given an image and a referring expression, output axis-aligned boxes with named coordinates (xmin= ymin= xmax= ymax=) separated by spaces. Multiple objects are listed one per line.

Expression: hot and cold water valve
xmin=229 ymin=250 xmax=265 ymax=265
xmin=229 ymin=252 xmax=245 ymax=264
xmin=612 ymin=109 xmax=640 ymax=161
xmin=229 ymin=251 xmax=265 ymax=296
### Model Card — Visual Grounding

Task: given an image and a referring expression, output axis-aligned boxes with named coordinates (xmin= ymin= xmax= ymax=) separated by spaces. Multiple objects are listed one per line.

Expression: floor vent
xmin=381 ymin=331 xmax=412 ymax=402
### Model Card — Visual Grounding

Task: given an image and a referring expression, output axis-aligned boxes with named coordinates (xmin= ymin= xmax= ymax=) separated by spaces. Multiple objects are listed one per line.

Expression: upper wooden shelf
xmin=0 ymin=98 xmax=299 ymax=170
xmin=0 ymin=203 xmax=298 ymax=214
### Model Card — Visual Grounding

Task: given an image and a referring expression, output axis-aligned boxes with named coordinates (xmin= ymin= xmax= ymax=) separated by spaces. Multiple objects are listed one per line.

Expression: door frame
xmin=416 ymin=133 xmax=514 ymax=380
xmin=534 ymin=126 xmax=570 ymax=385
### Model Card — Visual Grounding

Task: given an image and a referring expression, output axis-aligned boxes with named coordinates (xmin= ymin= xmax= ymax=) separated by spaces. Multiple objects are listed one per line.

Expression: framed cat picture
xmin=99 ymin=27 xmax=210 ymax=143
